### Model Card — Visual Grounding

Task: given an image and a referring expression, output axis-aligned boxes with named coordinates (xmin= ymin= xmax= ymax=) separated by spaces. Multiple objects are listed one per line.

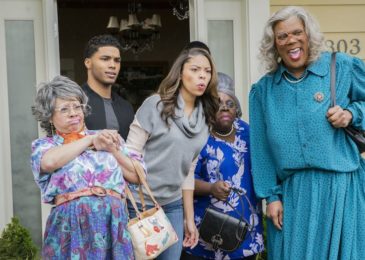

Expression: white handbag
xmin=126 ymin=160 xmax=178 ymax=260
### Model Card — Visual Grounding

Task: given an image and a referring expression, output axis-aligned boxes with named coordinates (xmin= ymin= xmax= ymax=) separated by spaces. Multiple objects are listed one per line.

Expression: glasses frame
xmin=218 ymin=99 xmax=236 ymax=110
xmin=54 ymin=103 xmax=86 ymax=115
xmin=275 ymin=29 xmax=305 ymax=45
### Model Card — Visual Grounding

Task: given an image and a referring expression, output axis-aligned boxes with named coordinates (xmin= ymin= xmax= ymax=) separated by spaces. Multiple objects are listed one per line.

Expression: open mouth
xmin=288 ymin=47 xmax=301 ymax=61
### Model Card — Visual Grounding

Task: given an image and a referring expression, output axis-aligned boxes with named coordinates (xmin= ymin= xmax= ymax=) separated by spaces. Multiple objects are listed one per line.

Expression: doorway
xmin=57 ymin=0 xmax=190 ymax=110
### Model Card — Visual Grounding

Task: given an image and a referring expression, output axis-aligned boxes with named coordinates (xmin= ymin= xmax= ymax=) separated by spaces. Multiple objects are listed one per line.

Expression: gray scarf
xmin=173 ymin=93 xmax=206 ymax=138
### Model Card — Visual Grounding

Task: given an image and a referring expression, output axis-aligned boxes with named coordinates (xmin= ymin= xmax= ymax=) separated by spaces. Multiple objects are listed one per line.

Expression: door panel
xmin=189 ymin=0 xmax=270 ymax=121
xmin=0 ymin=0 xmax=45 ymax=247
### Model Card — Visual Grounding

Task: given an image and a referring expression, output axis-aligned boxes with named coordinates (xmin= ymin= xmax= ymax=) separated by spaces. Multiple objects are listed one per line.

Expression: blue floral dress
xmin=184 ymin=119 xmax=264 ymax=259
xmin=30 ymin=130 xmax=136 ymax=259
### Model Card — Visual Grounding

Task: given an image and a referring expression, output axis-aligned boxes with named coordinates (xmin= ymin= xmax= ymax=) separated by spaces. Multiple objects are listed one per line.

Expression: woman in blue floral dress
xmin=31 ymin=76 xmax=140 ymax=259
xmin=182 ymin=73 xmax=264 ymax=259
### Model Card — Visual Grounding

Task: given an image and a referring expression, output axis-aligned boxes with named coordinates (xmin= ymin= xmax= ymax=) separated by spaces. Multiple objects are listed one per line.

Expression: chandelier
xmin=169 ymin=0 xmax=189 ymax=20
xmin=106 ymin=0 xmax=161 ymax=54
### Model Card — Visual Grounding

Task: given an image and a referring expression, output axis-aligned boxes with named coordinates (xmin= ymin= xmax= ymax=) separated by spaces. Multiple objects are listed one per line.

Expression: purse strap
xmin=210 ymin=187 xmax=252 ymax=229
xmin=125 ymin=159 xmax=160 ymax=218
xmin=330 ymin=52 xmax=337 ymax=107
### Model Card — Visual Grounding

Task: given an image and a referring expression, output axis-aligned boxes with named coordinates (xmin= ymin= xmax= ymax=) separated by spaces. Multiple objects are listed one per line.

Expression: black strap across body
xmin=330 ymin=52 xmax=365 ymax=153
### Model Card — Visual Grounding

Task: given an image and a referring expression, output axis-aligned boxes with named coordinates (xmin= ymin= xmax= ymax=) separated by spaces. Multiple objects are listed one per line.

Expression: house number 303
xmin=325 ymin=39 xmax=361 ymax=55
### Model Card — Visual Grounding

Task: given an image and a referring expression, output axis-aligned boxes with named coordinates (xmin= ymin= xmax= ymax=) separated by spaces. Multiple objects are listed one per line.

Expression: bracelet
xmin=121 ymin=146 xmax=129 ymax=156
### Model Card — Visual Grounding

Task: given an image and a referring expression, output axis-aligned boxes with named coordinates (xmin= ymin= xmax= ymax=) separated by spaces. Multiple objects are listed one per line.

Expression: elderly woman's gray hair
xmin=32 ymin=75 xmax=90 ymax=136
xmin=259 ymin=6 xmax=325 ymax=73
xmin=217 ymin=72 xmax=242 ymax=118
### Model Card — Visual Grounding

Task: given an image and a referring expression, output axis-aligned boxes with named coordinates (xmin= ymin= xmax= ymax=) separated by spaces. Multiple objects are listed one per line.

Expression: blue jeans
xmin=127 ymin=198 xmax=184 ymax=260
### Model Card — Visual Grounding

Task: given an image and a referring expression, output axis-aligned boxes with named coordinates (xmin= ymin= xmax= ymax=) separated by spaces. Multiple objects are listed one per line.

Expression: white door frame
xmin=0 ymin=0 xmax=60 ymax=234
xmin=40 ymin=0 xmax=60 ymax=233
xmin=189 ymin=0 xmax=269 ymax=120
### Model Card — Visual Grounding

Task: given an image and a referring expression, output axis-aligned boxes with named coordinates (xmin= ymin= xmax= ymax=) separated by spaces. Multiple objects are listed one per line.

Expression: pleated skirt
xmin=267 ymin=160 xmax=365 ymax=260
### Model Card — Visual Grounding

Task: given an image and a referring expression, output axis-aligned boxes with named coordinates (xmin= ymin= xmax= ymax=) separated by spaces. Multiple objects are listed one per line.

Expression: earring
xmin=50 ymin=122 xmax=55 ymax=136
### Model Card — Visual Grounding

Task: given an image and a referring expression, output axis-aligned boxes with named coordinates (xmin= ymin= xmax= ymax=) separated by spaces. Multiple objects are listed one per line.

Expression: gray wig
xmin=259 ymin=6 xmax=325 ymax=73
xmin=32 ymin=75 xmax=90 ymax=136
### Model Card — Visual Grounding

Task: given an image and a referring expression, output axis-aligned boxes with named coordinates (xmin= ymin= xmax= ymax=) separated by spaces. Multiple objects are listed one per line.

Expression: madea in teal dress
xmin=185 ymin=119 xmax=264 ymax=259
xmin=249 ymin=52 xmax=365 ymax=259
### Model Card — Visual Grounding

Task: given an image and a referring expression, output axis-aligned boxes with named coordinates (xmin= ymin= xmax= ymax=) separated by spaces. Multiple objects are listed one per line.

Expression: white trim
xmin=247 ymin=0 xmax=270 ymax=85
xmin=42 ymin=0 xmax=60 ymax=80
xmin=189 ymin=0 xmax=206 ymax=42
xmin=40 ymin=0 xmax=60 ymax=235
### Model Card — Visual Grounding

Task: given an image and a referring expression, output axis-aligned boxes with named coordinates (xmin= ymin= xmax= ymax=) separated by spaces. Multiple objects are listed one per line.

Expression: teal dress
xmin=249 ymin=52 xmax=365 ymax=260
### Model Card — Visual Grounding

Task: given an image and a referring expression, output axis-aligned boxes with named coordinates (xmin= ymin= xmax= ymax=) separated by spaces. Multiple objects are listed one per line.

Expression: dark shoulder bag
xmin=330 ymin=52 xmax=365 ymax=153
xmin=199 ymin=187 xmax=252 ymax=252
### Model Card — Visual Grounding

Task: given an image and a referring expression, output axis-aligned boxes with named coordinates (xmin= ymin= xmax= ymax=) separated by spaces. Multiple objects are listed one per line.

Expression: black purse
xmin=199 ymin=187 xmax=251 ymax=252
xmin=330 ymin=52 xmax=365 ymax=153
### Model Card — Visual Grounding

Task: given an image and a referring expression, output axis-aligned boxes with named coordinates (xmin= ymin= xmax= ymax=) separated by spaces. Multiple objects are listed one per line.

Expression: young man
xmin=82 ymin=34 xmax=134 ymax=140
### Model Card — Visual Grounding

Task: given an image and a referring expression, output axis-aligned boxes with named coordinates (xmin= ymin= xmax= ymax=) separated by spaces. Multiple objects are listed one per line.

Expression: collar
xmin=273 ymin=52 xmax=330 ymax=84
xmin=83 ymin=83 xmax=117 ymax=101
xmin=53 ymin=129 xmax=94 ymax=144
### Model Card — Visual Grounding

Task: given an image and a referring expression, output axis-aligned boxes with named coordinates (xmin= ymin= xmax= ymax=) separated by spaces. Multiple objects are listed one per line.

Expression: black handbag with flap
xmin=199 ymin=187 xmax=251 ymax=252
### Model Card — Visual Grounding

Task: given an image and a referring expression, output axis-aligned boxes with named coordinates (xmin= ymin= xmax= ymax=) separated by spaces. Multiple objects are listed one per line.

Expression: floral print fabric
xmin=185 ymin=119 xmax=264 ymax=259
xmin=30 ymin=130 xmax=136 ymax=259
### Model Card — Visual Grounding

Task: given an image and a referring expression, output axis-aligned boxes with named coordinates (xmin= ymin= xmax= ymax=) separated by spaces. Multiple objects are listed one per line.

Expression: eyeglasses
xmin=275 ymin=29 xmax=305 ymax=45
xmin=219 ymin=99 xmax=236 ymax=109
xmin=54 ymin=104 xmax=86 ymax=115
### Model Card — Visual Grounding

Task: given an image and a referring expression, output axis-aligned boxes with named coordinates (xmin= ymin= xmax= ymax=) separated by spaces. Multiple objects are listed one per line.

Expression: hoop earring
xmin=50 ymin=122 xmax=55 ymax=136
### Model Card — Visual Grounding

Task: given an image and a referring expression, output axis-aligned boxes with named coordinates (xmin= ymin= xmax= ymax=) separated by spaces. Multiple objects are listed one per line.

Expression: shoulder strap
xmin=330 ymin=52 xmax=337 ymax=107
xmin=126 ymin=159 xmax=160 ymax=218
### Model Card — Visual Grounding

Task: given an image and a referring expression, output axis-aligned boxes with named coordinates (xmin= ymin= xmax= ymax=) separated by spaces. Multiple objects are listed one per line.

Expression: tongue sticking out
xmin=288 ymin=48 xmax=301 ymax=61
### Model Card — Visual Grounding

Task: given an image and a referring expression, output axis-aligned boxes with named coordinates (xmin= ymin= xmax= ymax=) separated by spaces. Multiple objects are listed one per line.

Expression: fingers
xmin=279 ymin=209 xmax=283 ymax=227
xmin=266 ymin=201 xmax=283 ymax=230
xmin=211 ymin=181 xmax=231 ymax=200
xmin=272 ymin=215 xmax=282 ymax=230
xmin=182 ymin=222 xmax=199 ymax=248
xmin=327 ymin=106 xmax=352 ymax=128
xmin=93 ymin=130 xmax=121 ymax=151
xmin=100 ymin=130 xmax=120 ymax=145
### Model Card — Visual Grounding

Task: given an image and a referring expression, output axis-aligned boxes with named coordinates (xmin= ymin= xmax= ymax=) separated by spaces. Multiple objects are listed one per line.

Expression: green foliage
xmin=256 ymin=214 xmax=268 ymax=260
xmin=0 ymin=217 xmax=38 ymax=260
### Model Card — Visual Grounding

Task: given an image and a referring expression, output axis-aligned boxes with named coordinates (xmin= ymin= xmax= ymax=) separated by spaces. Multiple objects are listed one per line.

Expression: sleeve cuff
xmin=265 ymin=185 xmax=282 ymax=203
xmin=266 ymin=194 xmax=281 ymax=204
xmin=345 ymin=106 xmax=358 ymax=126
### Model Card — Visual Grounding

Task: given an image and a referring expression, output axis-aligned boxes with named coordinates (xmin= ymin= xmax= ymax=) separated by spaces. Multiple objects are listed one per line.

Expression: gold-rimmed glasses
xmin=275 ymin=29 xmax=305 ymax=45
xmin=54 ymin=104 xmax=86 ymax=115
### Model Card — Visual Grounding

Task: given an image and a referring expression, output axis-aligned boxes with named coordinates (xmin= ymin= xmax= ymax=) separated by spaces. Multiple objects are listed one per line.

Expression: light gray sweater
xmin=131 ymin=94 xmax=209 ymax=206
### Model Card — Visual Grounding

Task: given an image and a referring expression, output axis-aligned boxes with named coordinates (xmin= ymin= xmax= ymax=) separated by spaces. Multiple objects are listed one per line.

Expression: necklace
xmin=283 ymin=72 xmax=306 ymax=84
xmin=214 ymin=125 xmax=234 ymax=137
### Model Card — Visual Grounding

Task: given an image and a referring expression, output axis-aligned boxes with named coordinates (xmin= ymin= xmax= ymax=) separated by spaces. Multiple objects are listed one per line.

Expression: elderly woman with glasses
xmin=31 ymin=75 xmax=140 ymax=259
xmin=182 ymin=72 xmax=264 ymax=260
xmin=250 ymin=6 xmax=365 ymax=260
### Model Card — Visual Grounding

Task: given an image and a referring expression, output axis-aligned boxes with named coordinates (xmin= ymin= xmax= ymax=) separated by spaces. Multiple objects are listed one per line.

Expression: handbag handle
xmin=210 ymin=187 xmax=252 ymax=230
xmin=330 ymin=52 xmax=337 ymax=107
xmin=125 ymin=159 xmax=160 ymax=218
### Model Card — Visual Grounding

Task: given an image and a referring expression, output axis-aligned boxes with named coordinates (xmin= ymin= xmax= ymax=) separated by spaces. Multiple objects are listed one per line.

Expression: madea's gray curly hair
xmin=259 ymin=6 xmax=325 ymax=73
xmin=32 ymin=75 xmax=90 ymax=136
